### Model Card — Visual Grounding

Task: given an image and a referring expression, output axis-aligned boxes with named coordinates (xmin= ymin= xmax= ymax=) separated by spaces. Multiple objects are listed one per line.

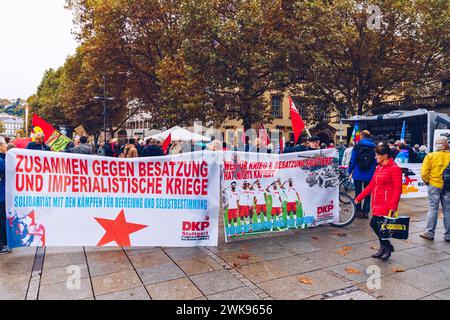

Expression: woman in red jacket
xmin=355 ymin=144 xmax=403 ymax=261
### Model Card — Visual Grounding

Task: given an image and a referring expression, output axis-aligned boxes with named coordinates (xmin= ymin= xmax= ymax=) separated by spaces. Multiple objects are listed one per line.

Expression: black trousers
xmin=0 ymin=201 xmax=6 ymax=247
xmin=354 ymin=180 xmax=371 ymax=213
xmin=370 ymin=216 xmax=390 ymax=247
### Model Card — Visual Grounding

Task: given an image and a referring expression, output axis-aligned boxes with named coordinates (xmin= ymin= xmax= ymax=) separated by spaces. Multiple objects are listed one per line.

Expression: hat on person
xmin=435 ymin=137 xmax=449 ymax=150
xmin=308 ymin=136 xmax=320 ymax=142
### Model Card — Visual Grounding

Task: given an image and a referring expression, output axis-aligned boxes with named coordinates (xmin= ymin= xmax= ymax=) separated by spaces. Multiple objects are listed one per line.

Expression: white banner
xmin=6 ymin=149 xmax=221 ymax=248
xmin=221 ymin=149 xmax=340 ymax=242
xmin=399 ymin=163 xmax=427 ymax=198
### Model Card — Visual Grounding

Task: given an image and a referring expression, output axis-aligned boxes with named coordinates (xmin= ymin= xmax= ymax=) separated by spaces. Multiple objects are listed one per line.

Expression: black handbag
xmin=380 ymin=211 xmax=410 ymax=240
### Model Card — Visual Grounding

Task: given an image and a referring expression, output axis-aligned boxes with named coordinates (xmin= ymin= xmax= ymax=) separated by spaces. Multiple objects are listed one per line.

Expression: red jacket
xmin=355 ymin=158 xmax=403 ymax=216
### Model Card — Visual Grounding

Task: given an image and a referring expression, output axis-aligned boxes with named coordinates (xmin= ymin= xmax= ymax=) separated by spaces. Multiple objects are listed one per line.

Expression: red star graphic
xmin=95 ymin=210 xmax=147 ymax=246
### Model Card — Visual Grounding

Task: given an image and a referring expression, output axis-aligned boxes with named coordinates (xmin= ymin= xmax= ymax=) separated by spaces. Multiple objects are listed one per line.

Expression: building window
xmin=271 ymin=95 xmax=282 ymax=118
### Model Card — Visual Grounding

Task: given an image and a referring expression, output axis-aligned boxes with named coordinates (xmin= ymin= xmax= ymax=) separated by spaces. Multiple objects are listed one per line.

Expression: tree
xmin=288 ymin=0 xmax=449 ymax=117
xmin=66 ymin=0 xmax=211 ymax=129
xmin=181 ymin=0 xmax=311 ymax=130
xmin=66 ymin=0 xmax=312 ymax=130
xmin=59 ymin=46 xmax=129 ymax=142
xmin=27 ymin=68 xmax=68 ymax=125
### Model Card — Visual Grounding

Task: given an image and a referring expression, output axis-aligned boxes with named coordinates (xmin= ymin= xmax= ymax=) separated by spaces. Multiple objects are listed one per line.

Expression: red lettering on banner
xmin=182 ymin=221 xmax=210 ymax=231
xmin=16 ymin=155 xmax=24 ymax=172
xmin=16 ymin=174 xmax=43 ymax=192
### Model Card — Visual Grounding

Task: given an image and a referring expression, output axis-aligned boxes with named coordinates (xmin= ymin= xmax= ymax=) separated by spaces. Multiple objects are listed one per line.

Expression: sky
xmin=0 ymin=0 xmax=78 ymax=100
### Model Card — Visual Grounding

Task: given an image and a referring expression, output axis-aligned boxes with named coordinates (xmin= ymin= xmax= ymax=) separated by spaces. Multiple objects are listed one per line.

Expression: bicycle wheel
xmin=330 ymin=192 xmax=357 ymax=228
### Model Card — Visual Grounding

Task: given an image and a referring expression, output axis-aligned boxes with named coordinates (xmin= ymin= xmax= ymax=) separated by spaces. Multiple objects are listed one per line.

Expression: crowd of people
xmin=0 ymin=129 xmax=449 ymax=261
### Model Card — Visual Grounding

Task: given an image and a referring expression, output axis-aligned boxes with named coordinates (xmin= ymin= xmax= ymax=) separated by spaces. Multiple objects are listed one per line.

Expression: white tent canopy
xmin=146 ymin=126 xmax=211 ymax=142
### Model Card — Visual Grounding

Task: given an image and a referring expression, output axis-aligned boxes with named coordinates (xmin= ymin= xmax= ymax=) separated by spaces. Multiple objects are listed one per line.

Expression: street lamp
xmin=94 ymin=74 xmax=114 ymax=143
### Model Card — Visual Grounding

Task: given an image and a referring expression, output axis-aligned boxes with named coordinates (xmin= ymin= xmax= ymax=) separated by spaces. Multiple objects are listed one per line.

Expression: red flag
xmin=258 ymin=122 xmax=271 ymax=146
xmin=289 ymin=97 xmax=305 ymax=144
xmin=162 ymin=133 xmax=172 ymax=154
xmin=279 ymin=135 xmax=284 ymax=154
xmin=32 ymin=114 xmax=57 ymax=140
xmin=14 ymin=138 xmax=32 ymax=149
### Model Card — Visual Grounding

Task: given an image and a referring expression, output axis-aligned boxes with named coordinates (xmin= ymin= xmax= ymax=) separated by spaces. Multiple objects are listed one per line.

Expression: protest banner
xmin=5 ymin=149 xmax=221 ymax=248
xmin=399 ymin=163 xmax=427 ymax=198
xmin=221 ymin=149 xmax=340 ymax=242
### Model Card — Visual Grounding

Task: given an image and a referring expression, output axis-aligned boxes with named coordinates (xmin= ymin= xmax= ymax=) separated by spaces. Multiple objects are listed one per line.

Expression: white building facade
xmin=0 ymin=114 xmax=24 ymax=137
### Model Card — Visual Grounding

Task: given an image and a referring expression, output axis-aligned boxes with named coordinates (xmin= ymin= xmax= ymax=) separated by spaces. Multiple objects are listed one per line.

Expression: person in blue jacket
xmin=348 ymin=130 xmax=377 ymax=219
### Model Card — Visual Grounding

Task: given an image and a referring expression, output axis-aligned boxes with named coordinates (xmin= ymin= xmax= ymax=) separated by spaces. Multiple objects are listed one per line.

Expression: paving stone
xmin=408 ymin=232 xmax=446 ymax=245
xmin=207 ymin=286 xmax=262 ymax=300
xmin=39 ymin=278 xmax=93 ymax=300
xmin=424 ymin=241 xmax=450 ymax=254
xmin=41 ymin=264 xmax=89 ymax=286
xmin=238 ymin=261 xmax=285 ymax=283
xmin=216 ymin=250 xmax=262 ymax=266
xmin=127 ymin=249 xmax=172 ymax=269
xmin=44 ymin=251 xmax=86 ymax=269
xmin=360 ymin=276 xmax=428 ymax=300
xmin=91 ymin=270 xmax=142 ymax=296
xmin=302 ymin=250 xmax=351 ymax=267
xmin=333 ymin=243 xmax=377 ymax=261
xmin=86 ymin=250 xmax=133 ymax=277
xmin=326 ymin=290 xmax=375 ymax=300
xmin=176 ymin=255 xmax=223 ymax=276
xmin=418 ymin=295 xmax=443 ymax=300
xmin=147 ymin=277 xmax=203 ymax=300
xmin=354 ymin=257 xmax=409 ymax=277
xmin=163 ymin=247 xmax=206 ymax=261
xmin=123 ymin=247 xmax=160 ymax=256
xmin=248 ymin=244 xmax=294 ymax=261
xmin=96 ymin=286 xmax=150 ymax=300
xmin=258 ymin=270 xmax=351 ymax=300
xmin=432 ymin=288 xmax=450 ymax=300
xmin=389 ymin=265 xmax=450 ymax=295
xmin=278 ymin=240 xmax=323 ymax=255
xmin=190 ymin=270 xmax=244 ymax=296
xmin=326 ymin=262 xmax=369 ymax=284
xmin=0 ymin=274 xmax=30 ymax=300
xmin=136 ymin=262 xmax=185 ymax=285
xmin=401 ymin=247 xmax=449 ymax=264
xmin=328 ymin=231 xmax=377 ymax=244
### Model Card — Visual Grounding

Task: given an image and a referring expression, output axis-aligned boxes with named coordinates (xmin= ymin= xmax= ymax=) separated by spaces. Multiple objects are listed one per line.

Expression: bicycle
xmin=330 ymin=166 xmax=357 ymax=228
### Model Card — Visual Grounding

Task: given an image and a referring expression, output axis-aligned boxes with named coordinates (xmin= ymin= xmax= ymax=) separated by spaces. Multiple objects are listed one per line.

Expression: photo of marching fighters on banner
xmin=222 ymin=149 xmax=340 ymax=241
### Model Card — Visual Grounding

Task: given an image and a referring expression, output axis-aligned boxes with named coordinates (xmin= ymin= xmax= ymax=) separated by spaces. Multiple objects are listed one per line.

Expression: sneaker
xmin=0 ymin=247 xmax=12 ymax=255
xmin=361 ymin=212 xmax=369 ymax=219
xmin=445 ymin=238 xmax=450 ymax=243
xmin=419 ymin=233 xmax=434 ymax=241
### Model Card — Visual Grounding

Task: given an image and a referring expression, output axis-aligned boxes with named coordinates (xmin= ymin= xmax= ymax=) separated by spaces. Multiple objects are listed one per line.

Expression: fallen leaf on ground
xmin=237 ymin=253 xmax=250 ymax=260
xmin=336 ymin=246 xmax=353 ymax=256
xmin=333 ymin=232 xmax=348 ymax=237
xmin=298 ymin=276 xmax=314 ymax=285
xmin=391 ymin=267 xmax=406 ymax=273
xmin=232 ymin=262 xmax=241 ymax=269
xmin=370 ymin=246 xmax=379 ymax=250
xmin=345 ymin=267 xmax=362 ymax=275
xmin=311 ymin=236 xmax=320 ymax=240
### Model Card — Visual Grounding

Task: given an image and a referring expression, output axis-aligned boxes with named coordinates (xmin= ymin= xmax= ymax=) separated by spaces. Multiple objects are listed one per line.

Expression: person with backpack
xmin=419 ymin=137 xmax=450 ymax=242
xmin=348 ymin=130 xmax=377 ymax=219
